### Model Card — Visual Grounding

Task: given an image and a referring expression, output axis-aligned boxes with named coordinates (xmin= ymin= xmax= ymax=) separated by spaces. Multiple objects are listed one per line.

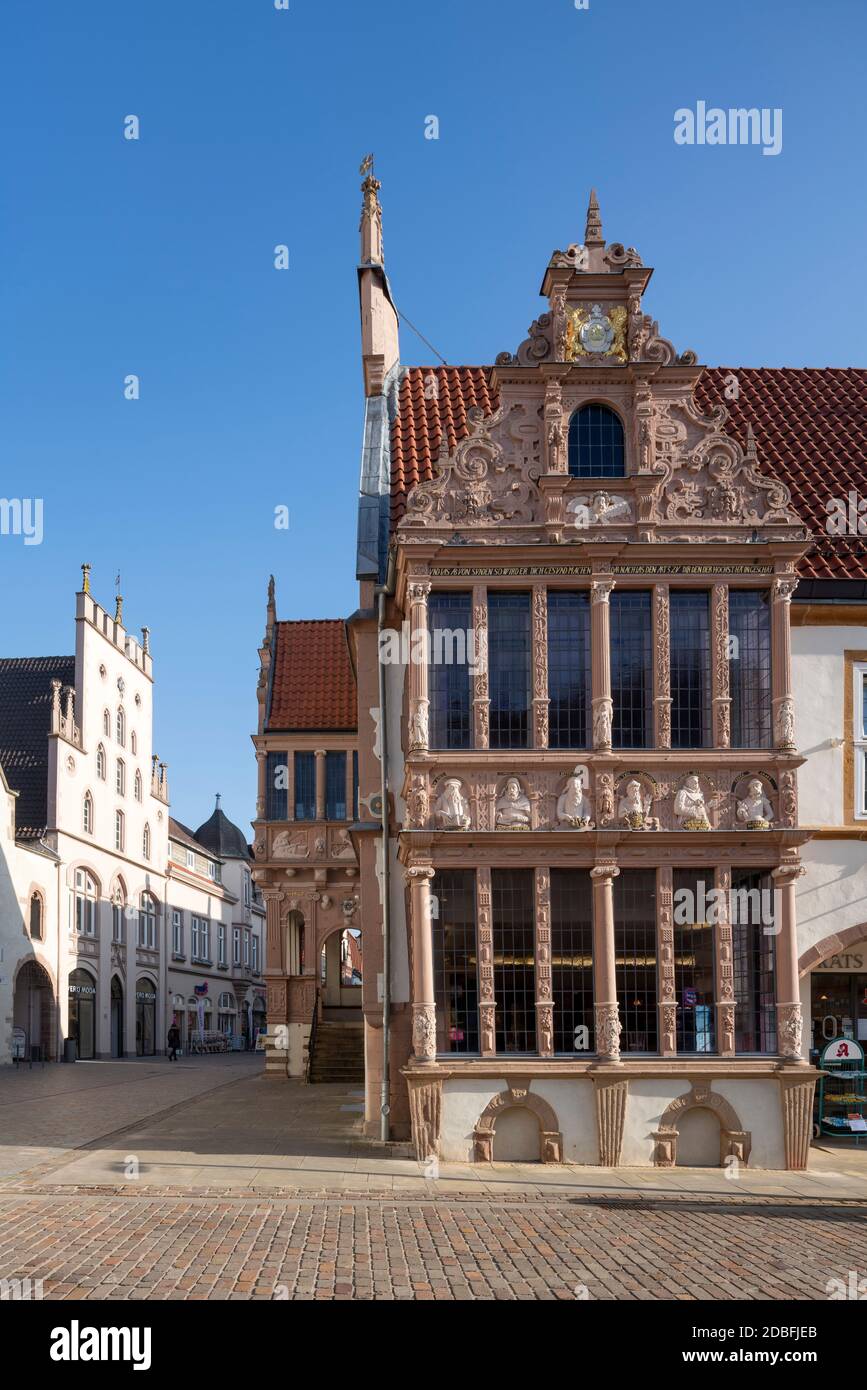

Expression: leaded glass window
xmin=614 ymin=869 xmax=658 ymax=1052
xmin=551 ymin=869 xmax=594 ymax=1054
xmin=731 ymin=868 xmax=777 ymax=1053
xmin=548 ymin=591 xmax=591 ymax=748
xmin=568 ymin=404 xmax=625 ymax=478
xmin=325 ymin=751 xmax=347 ymax=820
xmin=611 ymin=591 xmax=652 ymax=749
xmin=428 ymin=592 xmax=472 ymax=749
xmin=432 ymin=869 xmax=478 ymax=1054
xmin=266 ymin=751 xmax=288 ymax=820
xmin=294 ymin=752 xmax=316 ymax=821
xmin=489 ymin=593 xmax=531 ymax=749
xmin=492 ymin=869 xmax=535 ymax=1053
xmin=672 ymin=870 xmax=717 ymax=1053
xmin=729 ymin=590 xmax=772 ymax=748
xmin=670 ymin=591 xmax=711 ymax=748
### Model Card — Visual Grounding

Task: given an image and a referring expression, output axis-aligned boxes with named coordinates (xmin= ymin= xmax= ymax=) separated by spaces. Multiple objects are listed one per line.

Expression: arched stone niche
xmin=651 ymin=1083 xmax=751 ymax=1168
xmin=473 ymin=1080 xmax=563 ymax=1163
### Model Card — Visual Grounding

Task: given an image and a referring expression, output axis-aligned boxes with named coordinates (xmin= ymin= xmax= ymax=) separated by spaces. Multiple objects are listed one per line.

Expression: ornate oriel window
xmin=492 ymin=868 xmax=535 ymax=1053
xmin=670 ymin=591 xmax=711 ymax=749
xmin=294 ymin=752 xmax=316 ymax=820
xmin=672 ymin=870 xmax=716 ymax=1053
xmin=432 ymin=869 xmax=478 ymax=1054
xmin=428 ymin=591 xmax=472 ymax=749
xmin=488 ymin=593 xmax=531 ymax=749
xmin=731 ymin=869 xmax=777 ymax=1053
xmin=614 ymin=869 xmax=658 ymax=1052
xmin=551 ymin=869 xmax=594 ymax=1054
xmin=325 ymin=751 xmax=347 ymax=820
xmin=568 ymin=403 xmax=625 ymax=478
xmin=547 ymin=591 xmax=591 ymax=748
xmin=610 ymin=591 xmax=652 ymax=748
xmin=729 ymin=590 xmax=772 ymax=748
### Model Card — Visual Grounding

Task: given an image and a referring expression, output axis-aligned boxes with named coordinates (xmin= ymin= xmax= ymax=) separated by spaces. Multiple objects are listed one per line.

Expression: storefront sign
xmin=821 ymin=1037 xmax=865 ymax=1064
xmin=68 ymin=983 xmax=96 ymax=996
xmin=815 ymin=948 xmax=867 ymax=972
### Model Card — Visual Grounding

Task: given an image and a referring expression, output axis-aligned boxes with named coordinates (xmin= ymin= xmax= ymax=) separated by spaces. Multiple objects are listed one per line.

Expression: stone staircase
xmin=308 ymin=1019 xmax=364 ymax=1085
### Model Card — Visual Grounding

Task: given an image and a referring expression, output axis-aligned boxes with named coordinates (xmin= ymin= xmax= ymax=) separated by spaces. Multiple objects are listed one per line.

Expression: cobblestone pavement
xmin=0 ymin=1190 xmax=866 ymax=1300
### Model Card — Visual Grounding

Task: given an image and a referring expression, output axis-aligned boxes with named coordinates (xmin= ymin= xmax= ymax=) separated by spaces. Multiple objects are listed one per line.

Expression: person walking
xmin=167 ymin=1022 xmax=181 ymax=1062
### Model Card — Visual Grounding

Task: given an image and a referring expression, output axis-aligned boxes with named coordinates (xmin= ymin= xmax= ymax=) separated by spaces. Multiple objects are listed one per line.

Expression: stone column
xmin=772 ymin=577 xmax=798 ymax=751
xmin=408 ymin=581 xmax=431 ymax=752
xmin=314 ymin=749 xmax=326 ymax=821
xmin=263 ymin=888 xmax=285 ymax=976
xmin=653 ymin=585 xmax=671 ymax=750
xmin=532 ymin=585 xmax=549 ymax=749
xmin=657 ymin=867 xmax=676 ymax=1056
xmin=476 ymin=867 xmax=496 ymax=1055
xmin=714 ymin=865 xmax=735 ymax=1057
xmin=772 ymin=859 xmax=807 ymax=1063
xmin=712 ymin=584 xmax=731 ymax=749
xmin=535 ymin=868 xmax=553 ymax=1056
xmin=591 ymin=579 xmax=615 ymax=751
xmin=591 ymin=861 xmax=621 ymax=1061
xmin=472 ymin=585 xmax=489 ymax=750
xmin=407 ymin=865 xmax=436 ymax=1063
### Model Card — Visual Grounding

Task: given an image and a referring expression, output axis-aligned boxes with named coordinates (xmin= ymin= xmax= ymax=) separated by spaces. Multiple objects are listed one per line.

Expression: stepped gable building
xmin=252 ymin=583 xmax=362 ymax=1080
xmin=259 ymin=174 xmax=867 ymax=1170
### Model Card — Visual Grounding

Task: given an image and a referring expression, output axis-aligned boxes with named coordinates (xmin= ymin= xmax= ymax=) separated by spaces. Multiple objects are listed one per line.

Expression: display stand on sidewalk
xmin=818 ymin=1036 xmax=867 ymax=1145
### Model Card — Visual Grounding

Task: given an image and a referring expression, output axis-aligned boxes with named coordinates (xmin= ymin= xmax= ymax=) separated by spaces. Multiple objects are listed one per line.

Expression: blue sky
xmin=2 ymin=0 xmax=865 ymax=832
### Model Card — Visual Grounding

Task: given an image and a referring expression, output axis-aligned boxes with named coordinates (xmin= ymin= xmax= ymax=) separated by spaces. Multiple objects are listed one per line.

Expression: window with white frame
xmin=143 ymin=823 xmax=151 ymax=860
xmin=192 ymin=916 xmax=209 ymax=961
xmin=243 ymin=930 xmax=250 ymax=967
xmin=233 ymin=926 xmax=241 ymax=965
xmin=96 ymin=744 xmax=106 ymax=780
xmin=218 ymin=923 xmax=227 ymax=966
xmin=116 ymin=758 xmax=125 ymax=796
xmin=112 ymin=899 xmax=124 ymax=943
xmin=200 ymin=918 xmax=210 ymax=960
xmin=252 ymin=935 xmax=259 ymax=973
xmin=115 ymin=809 xmax=125 ymax=852
xmin=244 ymin=871 xmax=251 ymax=908
xmin=83 ymin=791 xmax=94 ymax=835
xmin=172 ymin=910 xmax=183 ymax=956
xmin=207 ymin=860 xmax=216 ymax=881
xmin=116 ymin=706 xmax=126 ymax=746
xmin=74 ymin=869 xmax=98 ymax=935
xmin=191 ymin=916 xmax=201 ymax=959
xmin=856 ymin=662 xmax=867 ymax=817
xmin=138 ymin=892 xmax=157 ymax=949
xmin=134 ymin=769 xmax=142 ymax=802
xmin=186 ymin=849 xmax=195 ymax=869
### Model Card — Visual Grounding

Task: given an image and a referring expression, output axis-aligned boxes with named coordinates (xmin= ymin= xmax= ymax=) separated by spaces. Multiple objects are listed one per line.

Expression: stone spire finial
xmin=585 ymin=188 xmax=604 ymax=246
xmin=115 ymin=595 xmax=123 ymax=623
xmin=81 ymin=563 xmax=91 ymax=595
xmin=745 ymin=422 xmax=758 ymax=460
xmin=359 ymin=154 xmax=384 ymax=266
xmin=215 ymin=793 xmax=221 ymax=809
xmin=141 ymin=626 xmax=150 ymax=655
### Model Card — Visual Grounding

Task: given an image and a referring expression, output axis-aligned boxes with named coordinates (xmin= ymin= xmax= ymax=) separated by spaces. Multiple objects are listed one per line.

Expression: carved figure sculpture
xmin=272 ymin=830 xmax=309 ymax=859
xmin=495 ymin=777 xmax=532 ymax=829
xmin=674 ymin=773 xmax=711 ymax=830
xmin=736 ymin=778 xmax=774 ymax=829
xmin=557 ymin=766 xmax=594 ymax=828
xmin=434 ymin=778 xmax=471 ymax=831
xmin=618 ymin=778 xmax=659 ymax=831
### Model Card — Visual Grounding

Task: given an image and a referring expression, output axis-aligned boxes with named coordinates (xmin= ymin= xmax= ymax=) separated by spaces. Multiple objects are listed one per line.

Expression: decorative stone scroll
xmin=402 ymin=403 xmax=540 ymax=530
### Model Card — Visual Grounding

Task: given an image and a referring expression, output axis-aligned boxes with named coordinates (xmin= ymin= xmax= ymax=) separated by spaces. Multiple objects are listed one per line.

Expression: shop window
xmin=492 ymin=868 xmax=535 ymax=1053
xmin=614 ymin=869 xmax=658 ymax=1052
xmin=731 ymin=869 xmax=777 ymax=1053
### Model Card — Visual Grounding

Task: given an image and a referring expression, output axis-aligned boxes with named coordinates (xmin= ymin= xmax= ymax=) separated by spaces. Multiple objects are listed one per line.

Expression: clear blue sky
xmin=2 ymin=0 xmax=865 ymax=833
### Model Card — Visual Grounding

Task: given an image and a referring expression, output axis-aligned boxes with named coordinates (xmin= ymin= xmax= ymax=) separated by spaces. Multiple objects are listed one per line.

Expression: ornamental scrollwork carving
xmin=402 ymin=403 xmax=540 ymax=529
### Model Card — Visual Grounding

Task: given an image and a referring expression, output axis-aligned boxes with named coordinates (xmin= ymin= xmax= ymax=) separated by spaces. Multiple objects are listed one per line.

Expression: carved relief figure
xmin=407 ymin=774 xmax=429 ymax=829
xmin=570 ymin=491 xmax=633 ymax=527
xmin=434 ymin=778 xmax=471 ymax=831
xmin=618 ymin=777 xmax=659 ymax=831
xmin=495 ymin=777 xmax=532 ymax=829
xmin=556 ymin=766 xmax=594 ymax=828
xmin=272 ymin=830 xmax=309 ymax=859
xmin=736 ymin=778 xmax=775 ymax=829
xmin=673 ymin=774 xmax=712 ymax=830
xmin=330 ymin=829 xmax=355 ymax=859
xmin=593 ymin=700 xmax=613 ymax=748
xmin=409 ymin=701 xmax=429 ymax=750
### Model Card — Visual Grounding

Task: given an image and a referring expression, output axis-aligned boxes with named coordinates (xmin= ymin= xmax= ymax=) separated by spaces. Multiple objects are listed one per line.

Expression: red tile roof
xmin=267 ymin=620 xmax=356 ymax=731
xmin=390 ymin=365 xmax=867 ymax=579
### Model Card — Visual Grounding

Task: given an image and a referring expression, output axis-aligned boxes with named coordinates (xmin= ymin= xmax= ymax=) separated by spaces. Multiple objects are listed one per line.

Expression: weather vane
xmin=359 ymin=153 xmax=374 ymax=177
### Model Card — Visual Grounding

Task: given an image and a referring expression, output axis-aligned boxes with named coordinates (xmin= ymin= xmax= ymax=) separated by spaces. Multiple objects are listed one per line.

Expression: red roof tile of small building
xmin=267 ymin=620 xmax=356 ymax=731
xmin=390 ymin=365 xmax=867 ymax=580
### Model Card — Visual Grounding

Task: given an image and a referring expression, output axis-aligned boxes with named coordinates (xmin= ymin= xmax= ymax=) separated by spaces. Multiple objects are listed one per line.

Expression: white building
xmin=0 ymin=567 xmax=263 ymax=1065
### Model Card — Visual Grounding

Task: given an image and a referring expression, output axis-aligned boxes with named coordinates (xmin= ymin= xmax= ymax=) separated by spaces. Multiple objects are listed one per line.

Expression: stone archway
xmin=799 ymin=924 xmax=867 ymax=977
xmin=473 ymin=1081 xmax=563 ymax=1163
xmin=13 ymin=958 xmax=58 ymax=1061
xmin=651 ymin=1084 xmax=751 ymax=1168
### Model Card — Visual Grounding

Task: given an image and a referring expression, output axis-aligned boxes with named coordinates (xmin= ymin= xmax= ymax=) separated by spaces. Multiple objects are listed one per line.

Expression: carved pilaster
xmin=408 ymin=581 xmax=432 ymax=752
xmin=263 ymin=889 xmax=286 ymax=975
xmin=543 ymin=377 xmax=566 ymax=473
xmin=535 ymin=867 xmax=553 ymax=1056
xmin=712 ymin=583 xmax=731 ymax=749
xmin=772 ymin=577 xmax=798 ymax=752
xmin=476 ymin=867 xmax=495 ymax=1055
xmin=779 ymin=1073 xmax=818 ymax=1170
xmin=591 ymin=861 xmax=620 ymax=1062
xmin=714 ymin=865 xmax=735 ymax=1057
xmin=407 ymin=864 xmax=437 ymax=1063
xmin=255 ymin=749 xmax=266 ymax=819
xmin=407 ymin=1074 xmax=443 ymax=1162
xmin=532 ymin=585 xmax=549 ymax=750
xmin=657 ymin=867 xmax=676 ymax=1055
xmin=314 ymin=749 xmax=327 ymax=820
xmin=472 ymin=585 xmax=489 ymax=751
xmin=593 ymin=1076 xmax=629 ymax=1166
xmin=653 ymin=585 xmax=671 ymax=750
xmin=772 ymin=859 xmax=807 ymax=1063
xmin=591 ymin=579 xmax=614 ymax=751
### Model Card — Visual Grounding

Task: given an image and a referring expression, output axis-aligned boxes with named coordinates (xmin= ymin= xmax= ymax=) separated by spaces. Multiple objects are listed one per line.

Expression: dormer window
xmin=567 ymin=403 xmax=625 ymax=478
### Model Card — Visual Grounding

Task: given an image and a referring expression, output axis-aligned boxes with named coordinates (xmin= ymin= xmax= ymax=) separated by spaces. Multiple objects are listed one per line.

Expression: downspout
xmin=375 ymin=546 xmax=396 ymax=1141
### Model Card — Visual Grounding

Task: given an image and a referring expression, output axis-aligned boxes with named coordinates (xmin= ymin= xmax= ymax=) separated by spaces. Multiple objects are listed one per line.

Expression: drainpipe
xmin=375 ymin=548 xmax=396 ymax=1141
